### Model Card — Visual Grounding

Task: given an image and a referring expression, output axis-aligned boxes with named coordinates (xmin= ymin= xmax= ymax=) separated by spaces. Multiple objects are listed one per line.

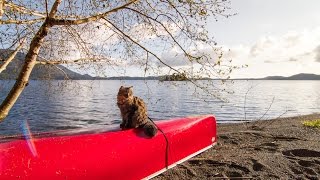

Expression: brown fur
xmin=117 ymin=86 xmax=157 ymax=137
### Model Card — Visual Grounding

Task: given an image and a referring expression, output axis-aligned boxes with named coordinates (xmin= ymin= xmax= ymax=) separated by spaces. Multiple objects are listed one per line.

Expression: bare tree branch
xmin=102 ymin=17 xmax=227 ymax=101
xmin=4 ymin=2 xmax=47 ymax=17
xmin=0 ymin=38 xmax=26 ymax=73
xmin=64 ymin=25 xmax=91 ymax=57
xmin=0 ymin=0 xmax=4 ymax=19
xmin=257 ymin=97 xmax=275 ymax=121
xmin=49 ymin=0 xmax=61 ymax=17
xmin=125 ymin=7 xmax=197 ymax=60
xmin=0 ymin=0 xmax=62 ymax=121
xmin=36 ymin=57 xmax=112 ymax=65
xmin=51 ymin=0 xmax=139 ymax=25
xmin=45 ymin=0 xmax=49 ymax=17
xmin=101 ymin=17 xmax=179 ymax=73
xmin=53 ymin=65 xmax=70 ymax=80
xmin=0 ymin=18 xmax=45 ymax=25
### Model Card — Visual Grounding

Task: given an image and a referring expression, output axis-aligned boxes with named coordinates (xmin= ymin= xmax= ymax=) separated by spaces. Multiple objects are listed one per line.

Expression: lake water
xmin=0 ymin=80 xmax=319 ymax=135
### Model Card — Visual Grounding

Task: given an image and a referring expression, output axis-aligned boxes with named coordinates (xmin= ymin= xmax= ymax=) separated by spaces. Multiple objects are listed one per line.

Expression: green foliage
xmin=160 ymin=72 xmax=188 ymax=81
xmin=303 ymin=119 xmax=320 ymax=128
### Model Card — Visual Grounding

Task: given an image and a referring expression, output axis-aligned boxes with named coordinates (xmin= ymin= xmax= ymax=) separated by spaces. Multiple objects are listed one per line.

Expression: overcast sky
xmin=209 ymin=0 xmax=320 ymax=78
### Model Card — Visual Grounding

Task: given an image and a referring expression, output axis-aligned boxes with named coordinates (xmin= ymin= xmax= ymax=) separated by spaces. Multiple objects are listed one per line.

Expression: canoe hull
xmin=0 ymin=115 xmax=217 ymax=179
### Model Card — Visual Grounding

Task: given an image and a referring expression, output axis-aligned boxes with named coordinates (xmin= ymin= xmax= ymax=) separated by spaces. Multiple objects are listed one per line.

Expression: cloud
xmin=244 ymin=28 xmax=320 ymax=63
xmin=116 ymin=25 xmax=320 ymax=77
xmin=156 ymin=24 xmax=320 ymax=77
xmin=264 ymin=60 xmax=275 ymax=63
xmin=222 ymin=26 xmax=320 ymax=78
xmin=46 ymin=22 xmax=320 ymax=78
xmin=160 ymin=52 xmax=192 ymax=67
xmin=288 ymin=57 xmax=298 ymax=62
xmin=249 ymin=36 xmax=275 ymax=57
xmin=314 ymin=45 xmax=320 ymax=62
xmin=157 ymin=42 xmax=224 ymax=67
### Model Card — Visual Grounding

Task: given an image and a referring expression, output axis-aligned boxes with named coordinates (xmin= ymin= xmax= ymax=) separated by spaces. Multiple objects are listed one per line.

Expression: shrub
xmin=303 ymin=119 xmax=320 ymax=128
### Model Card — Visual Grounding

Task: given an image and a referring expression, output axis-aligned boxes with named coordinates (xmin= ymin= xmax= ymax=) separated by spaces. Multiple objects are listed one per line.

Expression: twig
xmin=257 ymin=97 xmax=275 ymax=121
xmin=253 ymin=109 xmax=289 ymax=130
xmin=53 ymin=65 xmax=70 ymax=80
xmin=5 ymin=2 xmax=46 ymax=17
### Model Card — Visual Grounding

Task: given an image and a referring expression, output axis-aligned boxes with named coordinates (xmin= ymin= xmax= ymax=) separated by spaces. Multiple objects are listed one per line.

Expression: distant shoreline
xmin=102 ymin=73 xmax=320 ymax=80
xmin=1 ymin=73 xmax=320 ymax=81
xmin=1 ymin=78 xmax=320 ymax=81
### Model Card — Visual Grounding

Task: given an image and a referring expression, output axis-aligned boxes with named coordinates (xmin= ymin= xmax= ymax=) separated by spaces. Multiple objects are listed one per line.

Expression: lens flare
xmin=21 ymin=120 xmax=38 ymax=157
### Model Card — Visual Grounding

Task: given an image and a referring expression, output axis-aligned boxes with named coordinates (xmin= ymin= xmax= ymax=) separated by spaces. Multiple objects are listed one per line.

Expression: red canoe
xmin=0 ymin=115 xmax=217 ymax=179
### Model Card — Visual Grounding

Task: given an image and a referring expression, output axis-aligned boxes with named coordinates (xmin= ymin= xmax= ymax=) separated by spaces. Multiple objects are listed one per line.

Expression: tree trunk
xmin=0 ymin=19 xmax=52 ymax=121
xmin=0 ymin=0 xmax=61 ymax=122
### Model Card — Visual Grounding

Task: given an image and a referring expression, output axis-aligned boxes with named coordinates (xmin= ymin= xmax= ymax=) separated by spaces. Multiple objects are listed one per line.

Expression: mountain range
xmin=261 ymin=73 xmax=320 ymax=80
xmin=1 ymin=50 xmax=320 ymax=80
xmin=0 ymin=49 xmax=96 ymax=80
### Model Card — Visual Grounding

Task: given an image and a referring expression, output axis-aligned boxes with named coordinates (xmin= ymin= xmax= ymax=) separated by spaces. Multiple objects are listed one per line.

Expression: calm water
xmin=0 ymin=80 xmax=319 ymax=135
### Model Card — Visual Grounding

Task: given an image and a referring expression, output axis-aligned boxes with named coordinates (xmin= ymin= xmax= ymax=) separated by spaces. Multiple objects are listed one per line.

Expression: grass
xmin=303 ymin=119 xmax=320 ymax=128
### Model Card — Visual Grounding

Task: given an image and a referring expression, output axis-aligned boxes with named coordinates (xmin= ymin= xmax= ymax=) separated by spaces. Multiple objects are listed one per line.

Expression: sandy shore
xmin=153 ymin=114 xmax=320 ymax=179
